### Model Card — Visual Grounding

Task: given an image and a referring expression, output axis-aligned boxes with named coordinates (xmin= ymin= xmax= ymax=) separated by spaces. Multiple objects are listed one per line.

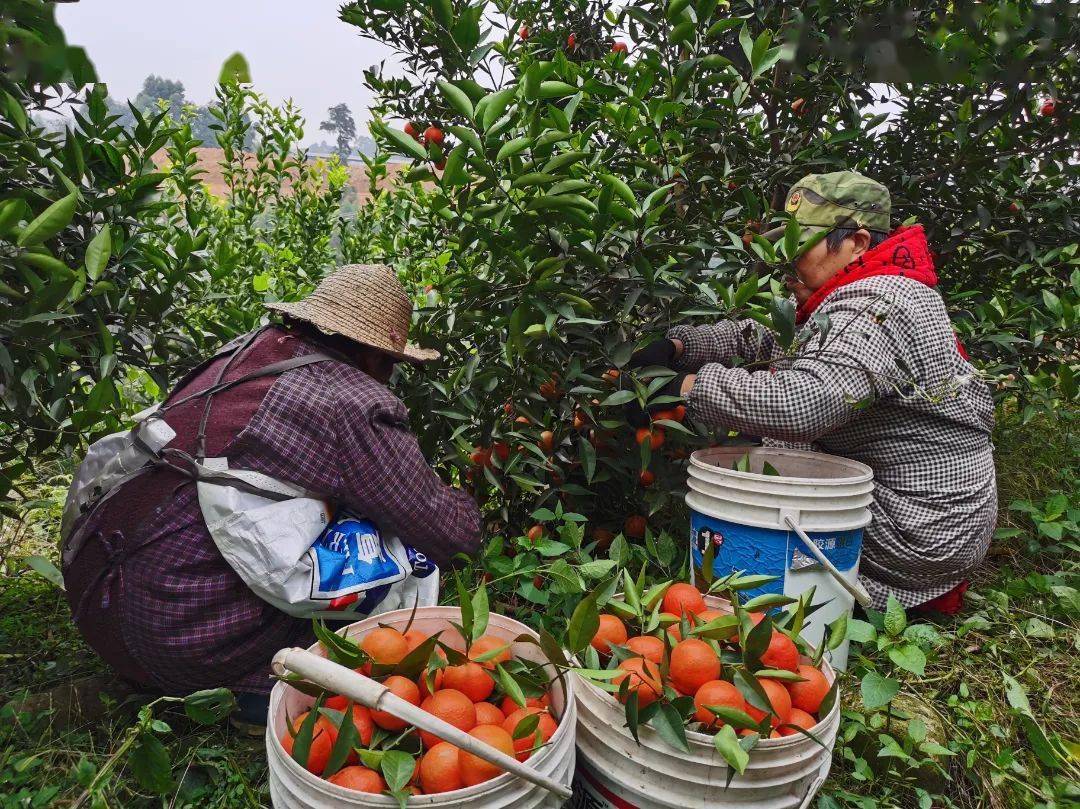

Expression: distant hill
xmin=151 ymin=146 xmax=411 ymax=201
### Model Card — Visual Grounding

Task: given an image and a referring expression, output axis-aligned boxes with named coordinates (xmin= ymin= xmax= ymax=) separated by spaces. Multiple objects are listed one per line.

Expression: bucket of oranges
xmin=571 ymin=580 xmax=840 ymax=809
xmin=266 ymin=606 xmax=575 ymax=808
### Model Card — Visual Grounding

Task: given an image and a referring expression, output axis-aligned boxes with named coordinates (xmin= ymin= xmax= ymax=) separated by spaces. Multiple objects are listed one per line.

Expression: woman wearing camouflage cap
xmin=632 ymin=171 xmax=996 ymax=614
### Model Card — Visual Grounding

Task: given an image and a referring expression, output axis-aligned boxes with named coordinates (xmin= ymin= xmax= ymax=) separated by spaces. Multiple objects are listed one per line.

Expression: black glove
xmin=624 ymin=372 xmax=688 ymax=428
xmin=628 ymin=337 xmax=676 ymax=369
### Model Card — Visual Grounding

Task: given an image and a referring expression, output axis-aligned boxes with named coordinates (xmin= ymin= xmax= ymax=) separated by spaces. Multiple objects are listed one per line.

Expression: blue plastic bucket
xmin=685 ymin=447 xmax=874 ymax=670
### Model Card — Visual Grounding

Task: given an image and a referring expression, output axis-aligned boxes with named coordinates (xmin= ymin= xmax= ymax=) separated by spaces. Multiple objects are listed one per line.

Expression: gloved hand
xmin=628 ymin=337 xmax=677 ymax=369
xmin=624 ymin=372 xmax=688 ymax=428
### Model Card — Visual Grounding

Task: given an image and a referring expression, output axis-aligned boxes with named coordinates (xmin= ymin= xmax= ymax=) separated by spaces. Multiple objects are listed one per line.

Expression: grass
xmin=0 ymin=407 xmax=1076 ymax=808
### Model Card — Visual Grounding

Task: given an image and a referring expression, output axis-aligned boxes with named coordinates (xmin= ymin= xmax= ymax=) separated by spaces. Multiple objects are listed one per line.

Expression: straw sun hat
xmin=265 ymin=263 xmax=440 ymax=363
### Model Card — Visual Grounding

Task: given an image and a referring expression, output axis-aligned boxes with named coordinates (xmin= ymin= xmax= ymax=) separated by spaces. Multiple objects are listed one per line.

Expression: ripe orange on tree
xmin=591 ymin=526 xmax=615 ymax=550
xmin=624 ymin=514 xmax=646 ymax=538
xmin=611 ymin=41 xmax=628 ymax=53
xmin=791 ymin=97 xmax=806 ymax=115
xmin=442 ymin=661 xmax=496 ymax=702
xmin=518 ymin=25 xmax=529 ymax=40
xmin=460 ymin=724 xmax=516 ymax=786
xmin=1040 ymin=98 xmax=1056 ymax=116
xmin=635 ymin=426 xmax=665 ymax=449
xmin=625 ymin=634 xmax=665 ymax=664
xmin=614 ymin=657 xmax=664 ymax=707
xmin=669 ymin=638 xmax=721 ymax=695
xmin=419 ymin=741 xmax=463 ymax=794
xmin=693 ymin=679 xmax=746 ymax=727
xmin=361 ymin=626 xmax=409 ymax=666
xmin=760 ymin=630 xmax=799 ymax=672
xmin=601 ymin=368 xmax=620 ymax=384
xmin=469 ymin=635 xmax=512 ymax=669
xmin=475 ymin=701 xmax=506 ymax=726
xmin=370 ymin=675 xmax=420 ymax=731
xmin=786 ymin=664 xmax=830 ymax=714
xmin=527 ymin=524 xmax=544 ymax=544
xmin=423 ymin=125 xmax=444 ymax=145
xmin=539 ymin=430 xmax=555 ymax=453
xmin=503 ymin=707 xmax=558 ymax=761
xmin=639 ymin=469 xmax=655 ymax=487
xmin=590 ymin=613 xmax=628 ymax=655
xmin=779 ymin=707 xmax=817 ymax=736
xmin=419 ymin=689 xmax=477 ymax=749
xmin=281 ymin=711 xmax=337 ymax=774
xmin=566 ymin=32 xmax=576 ymax=49
xmin=662 ymin=582 xmax=707 ymax=616
xmin=745 ymin=677 xmax=792 ymax=728
xmin=328 ymin=765 xmax=387 ymax=792
xmin=403 ymin=121 xmax=420 ymax=141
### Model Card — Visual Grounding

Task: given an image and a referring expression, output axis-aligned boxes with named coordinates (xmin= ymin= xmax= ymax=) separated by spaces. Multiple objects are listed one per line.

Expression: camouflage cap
xmin=761 ymin=170 xmax=891 ymax=242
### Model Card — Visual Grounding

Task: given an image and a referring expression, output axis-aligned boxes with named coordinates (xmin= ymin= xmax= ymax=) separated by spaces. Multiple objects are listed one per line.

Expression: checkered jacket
xmin=668 ymin=275 xmax=997 ymax=608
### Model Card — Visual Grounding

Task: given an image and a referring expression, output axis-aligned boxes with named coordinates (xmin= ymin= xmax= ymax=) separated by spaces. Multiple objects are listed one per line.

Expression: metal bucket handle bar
xmin=780 ymin=509 xmax=873 ymax=607
xmin=271 ymin=647 xmax=573 ymax=800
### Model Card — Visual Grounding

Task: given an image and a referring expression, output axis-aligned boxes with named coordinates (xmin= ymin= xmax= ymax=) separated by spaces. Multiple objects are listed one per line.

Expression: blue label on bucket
xmin=690 ymin=511 xmax=863 ymax=601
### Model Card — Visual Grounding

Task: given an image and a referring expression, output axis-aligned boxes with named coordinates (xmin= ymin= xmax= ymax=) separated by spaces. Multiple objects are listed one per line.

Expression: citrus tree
xmin=338 ymin=0 xmax=1078 ymax=579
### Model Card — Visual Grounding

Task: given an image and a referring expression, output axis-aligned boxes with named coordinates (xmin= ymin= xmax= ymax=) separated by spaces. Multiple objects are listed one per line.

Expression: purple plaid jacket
xmin=63 ymin=327 xmax=481 ymax=695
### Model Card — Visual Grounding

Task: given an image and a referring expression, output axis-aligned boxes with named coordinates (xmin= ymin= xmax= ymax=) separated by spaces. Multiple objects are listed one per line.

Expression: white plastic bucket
xmin=572 ymin=596 xmax=840 ymax=809
xmin=267 ymin=607 xmax=577 ymax=808
xmin=686 ymin=446 xmax=874 ymax=671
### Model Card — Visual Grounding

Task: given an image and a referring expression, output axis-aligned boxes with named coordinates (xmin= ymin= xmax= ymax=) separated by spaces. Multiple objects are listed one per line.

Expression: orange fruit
xmin=345 ymin=704 xmax=374 ymax=747
xmin=500 ymin=694 xmax=549 ymax=717
xmin=779 ymin=707 xmax=817 ymax=736
xmin=662 ymin=583 xmax=707 ymax=617
xmin=419 ymin=741 xmax=462 ymax=794
xmin=459 ymin=724 xmax=516 ymax=786
xmin=419 ymin=689 xmax=477 ymax=749
xmin=442 ymin=661 xmax=496 ymax=702
xmin=786 ymin=664 xmax=831 ymax=714
xmin=527 ymin=524 xmax=544 ymax=543
xmin=669 ymin=638 xmax=721 ymax=695
xmin=693 ymin=680 xmax=745 ymax=727
xmin=639 ymin=469 xmax=655 ymax=487
xmin=503 ymin=707 xmax=558 ymax=761
xmin=403 ymin=628 xmax=429 ymax=652
xmin=624 ymin=514 xmax=647 ymax=538
xmin=614 ymin=657 xmax=664 ymax=707
xmin=328 ymin=765 xmax=387 ymax=792
xmin=659 ymin=612 xmax=683 ymax=642
xmin=417 ymin=667 xmax=445 ymax=700
xmin=745 ymin=678 xmax=792 ymax=728
xmin=324 ymin=694 xmax=349 ymax=711
xmin=635 ymin=427 xmax=665 ymax=449
xmin=469 ymin=635 xmax=512 ymax=669
xmin=625 ymin=634 xmax=665 ymax=664
xmin=475 ymin=701 xmax=506 ymax=726
xmin=361 ymin=626 xmax=409 ymax=666
xmin=539 ymin=430 xmax=555 ymax=453
xmin=281 ymin=711 xmax=337 ymax=774
xmin=761 ymin=630 xmax=799 ymax=672
xmin=590 ymin=614 xmax=628 ymax=655
xmin=698 ymin=608 xmax=728 ymax=623
xmin=371 ymin=675 xmax=420 ymax=731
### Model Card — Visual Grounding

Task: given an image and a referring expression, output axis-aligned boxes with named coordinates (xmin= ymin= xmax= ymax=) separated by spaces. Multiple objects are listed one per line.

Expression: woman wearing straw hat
xmin=61 ymin=264 xmax=481 ymax=723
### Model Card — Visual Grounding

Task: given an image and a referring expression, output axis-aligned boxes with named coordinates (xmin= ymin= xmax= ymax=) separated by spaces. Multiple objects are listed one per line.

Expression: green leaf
xmin=601 ymin=389 xmax=636 ymax=406
xmin=129 ymin=732 xmax=173 ymax=794
xmin=218 ymin=52 xmax=251 ymax=84
xmin=382 ymin=125 xmax=428 ymax=161
xmin=471 ymin=584 xmax=489 ymax=642
xmin=847 ymin=619 xmax=877 ymax=644
xmin=322 ymin=700 xmax=360 ymax=776
xmin=24 ymin=555 xmax=64 ymax=589
xmin=826 ymin=613 xmax=848 ymax=651
xmin=496 ymin=136 xmax=531 ymax=162
xmin=860 ymin=670 xmax=899 ymax=710
xmin=437 ymin=80 xmax=474 ymax=118
xmin=509 ymin=710 xmax=540 ymax=740
xmin=480 ymin=86 xmax=517 ymax=130
xmin=381 ymin=750 xmax=417 ymax=792
xmin=600 ymin=174 xmax=636 ymax=207
xmin=183 ymin=688 xmax=237 ymax=725
xmin=17 ymin=193 xmax=77 ymax=247
xmin=887 ymin=643 xmax=926 ymax=676
xmin=495 ymin=663 xmax=527 ymax=709
xmin=713 ymin=724 xmax=750 ymax=774
xmin=738 ymin=23 xmax=754 ymax=67
xmin=84 ymin=226 xmax=111 ymax=281
xmin=650 ymin=702 xmax=691 ymax=753
xmin=883 ymin=595 xmax=907 ymax=638
xmin=441 ymin=144 xmax=469 ymax=186
xmin=702 ymin=705 xmax=758 ymax=730
xmin=536 ymin=81 xmax=577 ymax=99
xmin=568 ymin=590 xmax=600 ymax=653
xmin=768 ymin=296 xmax=796 ymax=348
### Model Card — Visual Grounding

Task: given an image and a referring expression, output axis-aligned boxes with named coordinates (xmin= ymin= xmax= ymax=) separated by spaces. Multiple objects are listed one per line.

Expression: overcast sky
xmin=57 ymin=0 xmax=392 ymax=144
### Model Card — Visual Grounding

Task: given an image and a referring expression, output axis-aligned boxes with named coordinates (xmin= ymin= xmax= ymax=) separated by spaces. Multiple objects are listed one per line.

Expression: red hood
xmin=795 ymin=224 xmax=938 ymax=324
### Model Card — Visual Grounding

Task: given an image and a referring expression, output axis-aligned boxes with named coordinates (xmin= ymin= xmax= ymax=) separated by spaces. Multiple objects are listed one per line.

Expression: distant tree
xmin=134 ymin=74 xmax=186 ymax=118
xmin=320 ymin=102 xmax=356 ymax=160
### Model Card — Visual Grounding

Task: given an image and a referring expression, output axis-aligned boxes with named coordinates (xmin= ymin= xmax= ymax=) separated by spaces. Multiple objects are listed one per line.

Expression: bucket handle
xmin=796 ymin=770 xmax=829 ymax=809
xmin=271 ymin=647 xmax=574 ymax=800
xmin=781 ymin=511 xmax=873 ymax=607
